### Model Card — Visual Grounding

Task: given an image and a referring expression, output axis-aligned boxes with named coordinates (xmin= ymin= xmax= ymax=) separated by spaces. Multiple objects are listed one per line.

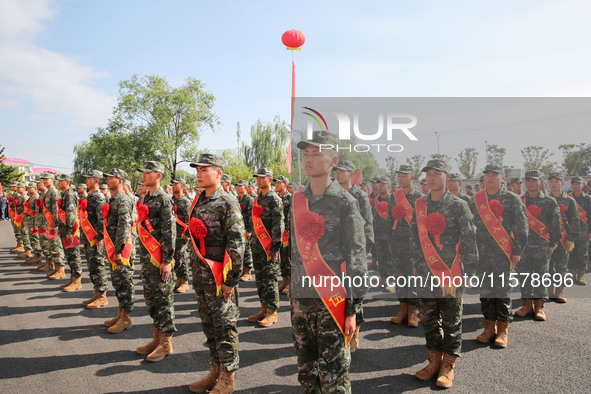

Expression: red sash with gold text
xmin=103 ymin=214 xmax=133 ymax=270
xmin=521 ymin=196 xmax=550 ymax=242
xmin=138 ymin=197 xmax=173 ymax=269
xmin=569 ymin=193 xmax=589 ymax=226
xmin=393 ymin=189 xmax=414 ymax=228
xmin=253 ymin=196 xmax=273 ymax=259
xmin=79 ymin=207 xmax=98 ymax=246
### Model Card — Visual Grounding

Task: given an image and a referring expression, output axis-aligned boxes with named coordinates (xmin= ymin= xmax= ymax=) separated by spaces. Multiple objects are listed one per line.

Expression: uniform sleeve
xmin=244 ymin=197 xmax=253 ymax=233
xmin=548 ymin=199 xmax=562 ymax=247
xmin=51 ymin=191 xmax=60 ymax=229
xmin=270 ymin=194 xmax=285 ymax=253
xmin=566 ymin=198 xmax=581 ymax=240
xmin=343 ymin=198 xmax=368 ymax=317
xmin=95 ymin=194 xmax=106 ymax=241
xmin=115 ymin=198 xmax=133 ymax=254
xmin=409 ymin=211 xmax=421 ymax=269
xmin=359 ymin=192 xmax=374 ymax=253
xmin=224 ymin=198 xmax=245 ymax=287
xmin=458 ymin=201 xmax=478 ymax=276
xmin=65 ymin=193 xmax=78 ymax=234
xmin=511 ymin=196 xmax=529 ymax=256
xmin=160 ymin=196 xmax=176 ymax=264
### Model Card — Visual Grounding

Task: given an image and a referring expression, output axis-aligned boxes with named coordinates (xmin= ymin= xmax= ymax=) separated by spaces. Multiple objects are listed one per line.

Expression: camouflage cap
xmin=571 ymin=176 xmax=583 ymax=184
xmin=77 ymin=184 xmax=87 ymax=189
xmin=449 ymin=173 xmax=462 ymax=181
xmin=334 ymin=160 xmax=355 ymax=172
xmin=171 ymin=178 xmax=185 ymax=185
xmin=104 ymin=168 xmax=128 ymax=180
xmin=137 ymin=161 xmax=165 ymax=174
xmin=124 ymin=180 xmax=131 ymax=187
xmin=524 ymin=170 xmax=541 ymax=180
xmin=376 ymin=175 xmax=390 ymax=184
xmin=296 ymin=131 xmax=340 ymax=151
xmin=274 ymin=175 xmax=289 ymax=184
xmin=391 ymin=180 xmax=399 ymax=187
xmin=479 ymin=175 xmax=485 ymax=182
xmin=9 ymin=182 xmax=18 ymax=187
xmin=547 ymin=173 xmax=564 ymax=181
xmin=57 ymin=174 xmax=72 ymax=182
xmin=236 ymin=180 xmax=248 ymax=186
xmin=100 ymin=184 xmax=109 ymax=189
xmin=483 ymin=164 xmax=503 ymax=174
xmin=371 ymin=177 xmax=379 ymax=183
xmin=420 ymin=178 xmax=427 ymax=185
xmin=421 ymin=159 xmax=450 ymax=174
xmin=587 ymin=180 xmax=591 ymax=186
xmin=465 ymin=184 xmax=473 ymax=189
xmin=40 ymin=173 xmax=55 ymax=180
xmin=221 ymin=174 xmax=232 ymax=183
xmin=27 ymin=182 xmax=37 ymax=188
xmin=83 ymin=169 xmax=104 ymax=179
xmin=396 ymin=164 xmax=414 ymax=174
xmin=190 ymin=153 xmax=224 ymax=170
xmin=16 ymin=182 xmax=26 ymax=187
xmin=253 ymin=168 xmax=273 ymax=178
xmin=510 ymin=177 xmax=522 ymax=184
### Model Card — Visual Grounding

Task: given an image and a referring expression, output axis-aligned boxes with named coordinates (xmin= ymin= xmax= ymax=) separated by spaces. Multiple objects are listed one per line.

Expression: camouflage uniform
xmin=469 ymin=181 xmax=528 ymax=323
xmin=172 ymin=193 xmax=191 ymax=281
xmin=250 ymin=169 xmax=284 ymax=312
xmin=278 ymin=188 xmax=292 ymax=279
xmin=43 ymin=182 xmax=65 ymax=266
xmin=125 ymin=188 xmax=138 ymax=266
xmin=58 ymin=182 xmax=82 ymax=277
xmin=549 ymin=189 xmax=579 ymax=285
xmin=372 ymin=183 xmax=393 ymax=280
xmin=105 ymin=190 xmax=135 ymax=311
xmin=11 ymin=188 xmax=22 ymax=244
xmin=36 ymin=189 xmax=50 ymax=260
xmin=18 ymin=190 xmax=34 ymax=253
xmin=24 ymin=189 xmax=42 ymax=255
xmin=238 ymin=191 xmax=253 ymax=270
xmin=568 ymin=184 xmax=591 ymax=271
xmin=291 ymin=178 xmax=367 ymax=393
xmin=188 ymin=178 xmax=245 ymax=372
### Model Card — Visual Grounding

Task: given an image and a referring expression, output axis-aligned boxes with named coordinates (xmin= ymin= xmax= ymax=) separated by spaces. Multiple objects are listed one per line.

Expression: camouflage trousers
xmin=13 ymin=221 xmax=22 ymax=243
xmin=243 ymin=238 xmax=253 ymax=269
xmin=84 ymin=242 xmax=108 ymax=292
xmin=291 ymin=298 xmax=351 ymax=394
xmin=419 ymin=297 xmax=463 ymax=357
xmin=549 ymin=244 xmax=569 ymax=285
xmin=194 ymin=283 xmax=240 ymax=372
xmin=519 ymin=245 xmax=549 ymax=300
xmin=39 ymin=233 xmax=50 ymax=258
xmin=480 ymin=298 xmax=512 ymax=322
xmin=252 ymin=247 xmax=280 ymax=311
xmin=173 ymin=238 xmax=190 ymax=280
xmin=280 ymin=244 xmax=291 ymax=278
xmin=390 ymin=245 xmax=418 ymax=307
xmin=568 ymin=234 xmax=589 ymax=271
xmin=141 ymin=260 xmax=176 ymax=333
xmin=111 ymin=264 xmax=135 ymax=311
xmin=130 ymin=231 xmax=137 ymax=265
xmin=48 ymin=234 xmax=65 ymax=265
xmin=373 ymin=239 xmax=393 ymax=279
xmin=60 ymin=235 xmax=82 ymax=277
xmin=23 ymin=223 xmax=42 ymax=255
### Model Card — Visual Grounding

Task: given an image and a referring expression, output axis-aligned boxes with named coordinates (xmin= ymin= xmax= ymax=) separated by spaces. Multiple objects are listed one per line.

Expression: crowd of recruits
xmin=4 ymin=134 xmax=591 ymax=392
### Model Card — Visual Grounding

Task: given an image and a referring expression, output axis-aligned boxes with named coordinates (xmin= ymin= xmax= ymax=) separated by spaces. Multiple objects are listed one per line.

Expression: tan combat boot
xmin=211 ymin=370 xmax=234 ymax=394
xmin=415 ymin=350 xmax=443 ymax=381
xmin=436 ymin=353 xmax=457 ymax=388
xmin=476 ymin=319 xmax=497 ymax=343
xmin=259 ymin=308 xmax=278 ymax=327
xmin=63 ymin=275 xmax=82 ymax=292
xmin=390 ymin=302 xmax=408 ymax=324
xmin=137 ymin=327 xmax=161 ymax=355
xmin=514 ymin=299 xmax=534 ymax=317
xmin=38 ymin=258 xmax=53 ymax=272
xmin=48 ymin=265 xmax=66 ymax=280
xmin=189 ymin=364 xmax=220 ymax=393
xmin=534 ymin=300 xmax=546 ymax=321
xmin=281 ymin=283 xmax=290 ymax=295
xmin=26 ymin=254 xmax=42 ymax=264
xmin=104 ymin=308 xmax=121 ymax=327
xmin=175 ymin=278 xmax=189 ymax=293
xmin=577 ymin=270 xmax=587 ymax=286
xmin=407 ymin=305 xmax=419 ymax=327
xmin=82 ymin=291 xmax=99 ymax=306
xmin=278 ymin=277 xmax=288 ymax=293
xmin=11 ymin=243 xmax=24 ymax=253
xmin=554 ymin=286 xmax=567 ymax=303
xmin=108 ymin=309 xmax=132 ymax=333
xmin=18 ymin=249 xmax=32 ymax=258
xmin=239 ymin=267 xmax=252 ymax=281
xmin=60 ymin=275 xmax=74 ymax=289
xmin=350 ymin=325 xmax=361 ymax=353
xmin=494 ymin=321 xmax=509 ymax=348
xmin=87 ymin=291 xmax=108 ymax=308
xmin=247 ymin=302 xmax=267 ymax=322
xmin=146 ymin=332 xmax=173 ymax=362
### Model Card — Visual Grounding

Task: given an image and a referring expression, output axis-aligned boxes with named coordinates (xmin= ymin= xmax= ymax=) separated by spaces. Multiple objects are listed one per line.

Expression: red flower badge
xmin=391 ymin=204 xmax=407 ymax=230
xmin=15 ymin=199 xmax=18 ymax=207
xmin=23 ymin=202 xmax=29 ymax=209
xmin=137 ymin=204 xmax=149 ymax=223
xmin=57 ymin=198 xmax=62 ymax=209
xmin=189 ymin=217 xmax=208 ymax=255
xmin=489 ymin=199 xmax=504 ymax=223
xmin=426 ymin=212 xmax=447 ymax=249
xmin=558 ymin=204 xmax=566 ymax=216
xmin=174 ymin=205 xmax=178 ymax=213
xmin=79 ymin=199 xmax=88 ymax=211
xmin=527 ymin=204 xmax=542 ymax=219
xmin=8 ymin=196 xmax=12 ymax=203
xmin=298 ymin=210 xmax=325 ymax=243
xmin=102 ymin=203 xmax=110 ymax=219
xmin=253 ymin=205 xmax=264 ymax=218
xmin=376 ymin=200 xmax=388 ymax=218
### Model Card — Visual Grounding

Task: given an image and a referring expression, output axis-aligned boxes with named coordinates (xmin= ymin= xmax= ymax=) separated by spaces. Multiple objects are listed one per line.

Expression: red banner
xmin=79 ymin=207 xmax=98 ymax=246
xmin=253 ymin=196 xmax=273 ymax=259
xmin=392 ymin=189 xmax=414 ymax=229
xmin=569 ymin=193 xmax=589 ymax=226
xmin=521 ymin=196 xmax=551 ymax=242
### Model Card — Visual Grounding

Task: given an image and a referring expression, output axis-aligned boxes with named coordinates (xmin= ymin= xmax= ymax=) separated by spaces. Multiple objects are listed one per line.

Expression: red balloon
xmin=282 ymin=29 xmax=305 ymax=50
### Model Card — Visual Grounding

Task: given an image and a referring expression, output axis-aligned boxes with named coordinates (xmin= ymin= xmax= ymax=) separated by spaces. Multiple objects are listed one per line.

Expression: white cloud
xmin=0 ymin=0 xmax=114 ymax=131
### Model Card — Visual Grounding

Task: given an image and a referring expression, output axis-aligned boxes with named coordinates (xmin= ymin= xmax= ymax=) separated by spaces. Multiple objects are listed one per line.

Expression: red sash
xmin=103 ymin=214 xmax=133 ymax=270
xmin=415 ymin=196 xmax=462 ymax=297
xmin=253 ymin=196 xmax=273 ymax=259
xmin=474 ymin=190 xmax=516 ymax=269
xmin=138 ymin=197 xmax=173 ymax=268
xmin=282 ymin=229 xmax=289 ymax=247
xmin=14 ymin=209 xmax=24 ymax=227
xmin=41 ymin=196 xmax=56 ymax=232
xmin=521 ymin=196 xmax=550 ymax=242
xmin=293 ymin=192 xmax=349 ymax=345
xmin=7 ymin=201 xmax=14 ymax=220
xmin=174 ymin=212 xmax=188 ymax=238
xmin=24 ymin=202 xmax=35 ymax=217
xmin=392 ymin=189 xmax=413 ymax=229
xmin=569 ymin=193 xmax=588 ymax=226
xmin=58 ymin=204 xmax=79 ymax=236
xmin=79 ymin=206 xmax=98 ymax=246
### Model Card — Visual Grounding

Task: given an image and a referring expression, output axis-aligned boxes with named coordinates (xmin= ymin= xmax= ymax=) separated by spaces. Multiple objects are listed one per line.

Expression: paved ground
xmin=0 ymin=219 xmax=590 ymax=393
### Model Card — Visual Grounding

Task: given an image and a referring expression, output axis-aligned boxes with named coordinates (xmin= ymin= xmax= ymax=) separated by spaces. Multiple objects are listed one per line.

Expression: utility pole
xmin=237 ymin=121 xmax=241 ymax=156
xmin=435 ymin=132 xmax=440 ymax=154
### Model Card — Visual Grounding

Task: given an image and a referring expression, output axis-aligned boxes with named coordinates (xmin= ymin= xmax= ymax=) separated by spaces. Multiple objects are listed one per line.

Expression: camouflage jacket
xmin=550 ymin=191 xmax=581 ymax=241
xmin=58 ymin=188 xmax=78 ymax=236
xmin=188 ymin=186 xmax=245 ymax=287
xmin=372 ymin=193 xmax=392 ymax=241
xmin=390 ymin=188 xmax=423 ymax=246
xmin=346 ymin=184 xmax=374 ymax=253
xmin=291 ymin=179 xmax=367 ymax=316
xmin=279 ymin=190 xmax=292 ymax=237
xmin=454 ymin=193 xmax=472 ymax=204
xmin=43 ymin=186 xmax=60 ymax=230
xmin=105 ymin=191 xmax=133 ymax=254
xmin=569 ymin=191 xmax=591 ymax=234
xmin=469 ymin=187 xmax=528 ymax=260
xmin=522 ymin=191 xmax=561 ymax=248
xmin=238 ymin=193 xmax=254 ymax=233
xmin=24 ymin=193 xmax=39 ymax=226
xmin=251 ymin=189 xmax=284 ymax=253
xmin=139 ymin=187 xmax=176 ymax=264
xmin=172 ymin=194 xmax=191 ymax=240
xmin=83 ymin=189 xmax=106 ymax=243
xmin=35 ymin=190 xmax=45 ymax=227
xmin=79 ymin=192 xmax=88 ymax=200
xmin=15 ymin=192 xmax=26 ymax=215
xmin=410 ymin=190 xmax=478 ymax=297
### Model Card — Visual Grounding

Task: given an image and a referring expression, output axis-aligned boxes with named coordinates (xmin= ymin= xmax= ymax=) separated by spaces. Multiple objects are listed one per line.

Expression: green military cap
xmin=420 ymin=178 xmax=427 ymax=184
xmin=57 ymin=174 xmax=72 ymax=182
xmin=27 ymin=182 xmax=37 ymax=188
xmin=16 ymin=182 xmax=26 ymax=187
xmin=422 ymin=159 xmax=450 ymax=174
xmin=137 ymin=160 xmax=165 ymax=174
xmin=376 ymin=175 xmax=390 ymax=184
xmin=296 ymin=131 xmax=340 ymax=150
xmin=171 ymin=178 xmax=185 ymax=185
xmin=371 ymin=177 xmax=379 ymax=183
xmin=221 ymin=174 xmax=232 ymax=183
xmin=465 ymin=184 xmax=473 ymax=189
xmin=40 ymin=173 xmax=55 ymax=180
xmin=236 ymin=179 xmax=248 ymax=186
xmin=77 ymin=184 xmax=87 ymax=189
xmin=479 ymin=175 xmax=485 ymax=182
xmin=334 ymin=160 xmax=355 ymax=172
xmin=9 ymin=182 xmax=18 ymax=187
xmin=396 ymin=165 xmax=414 ymax=174
xmin=124 ymin=180 xmax=131 ymax=187
xmin=253 ymin=168 xmax=273 ymax=178
xmin=510 ymin=177 xmax=522 ymax=184
xmin=83 ymin=169 xmax=103 ymax=179
xmin=190 ymin=153 xmax=224 ymax=170
xmin=104 ymin=168 xmax=128 ymax=180
xmin=274 ymin=175 xmax=290 ymax=184
xmin=483 ymin=164 xmax=503 ymax=174
xmin=548 ymin=173 xmax=564 ymax=181
xmin=449 ymin=173 xmax=462 ymax=181
xmin=587 ymin=180 xmax=591 ymax=186
xmin=100 ymin=184 xmax=109 ymax=189
xmin=571 ymin=176 xmax=583 ymax=184
xmin=524 ymin=170 xmax=541 ymax=180
xmin=391 ymin=180 xmax=399 ymax=187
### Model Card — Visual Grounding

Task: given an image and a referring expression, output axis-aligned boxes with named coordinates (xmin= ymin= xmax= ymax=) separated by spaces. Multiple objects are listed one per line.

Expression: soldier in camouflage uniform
xmin=102 ymin=169 xmax=135 ymax=333
xmin=469 ymin=164 xmax=528 ymax=348
xmin=420 ymin=178 xmax=429 ymax=195
xmin=447 ymin=173 xmax=472 ymax=203
xmin=514 ymin=170 xmax=561 ymax=321
xmin=236 ymin=179 xmax=254 ymax=281
xmin=291 ymin=131 xmax=367 ymax=393
xmin=28 ymin=178 xmax=49 ymax=266
xmin=79 ymin=170 xmax=109 ymax=309
xmin=12 ymin=183 xmax=27 ymax=254
xmin=511 ymin=177 xmax=523 ymax=195
xmin=187 ymin=153 xmax=245 ymax=393
xmin=136 ymin=161 xmax=176 ymax=362
xmin=9 ymin=183 xmax=24 ymax=253
xmin=20 ymin=182 xmax=42 ymax=261
xmin=41 ymin=173 xmax=66 ymax=280
xmin=220 ymin=174 xmax=232 ymax=194
xmin=372 ymin=175 xmax=394 ymax=291
xmin=247 ymin=167 xmax=284 ymax=327
xmin=172 ymin=178 xmax=191 ymax=293
xmin=334 ymin=160 xmax=374 ymax=352
xmin=77 ymin=184 xmax=88 ymax=199
xmin=246 ymin=182 xmax=256 ymax=199
xmin=100 ymin=184 xmax=110 ymax=200
xmin=547 ymin=173 xmax=580 ymax=302
xmin=123 ymin=180 xmax=138 ymax=269
xmin=389 ymin=165 xmax=423 ymax=328
xmin=55 ymin=174 xmax=83 ymax=291
xmin=410 ymin=159 xmax=478 ymax=388
xmin=568 ymin=176 xmax=591 ymax=285
xmin=16 ymin=183 xmax=34 ymax=259
xmin=275 ymin=175 xmax=292 ymax=295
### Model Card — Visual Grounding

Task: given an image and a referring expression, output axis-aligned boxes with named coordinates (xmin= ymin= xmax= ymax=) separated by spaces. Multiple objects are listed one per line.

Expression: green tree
xmin=484 ymin=142 xmax=513 ymax=177
xmin=455 ymin=148 xmax=478 ymax=179
xmin=559 ymin=143 xmax=591 ymax=176
xmin=521 ymin=145 xmax=556 ymax=175
xmin=384 ymin=157 xmax=398 ymax=182
xmin=243 ymin=116 xmax=290 ymax=177
xmin=0 ymin=146 xmax=23 ymax=187
xmin=406 ymin=155 xmax=426 ymax=179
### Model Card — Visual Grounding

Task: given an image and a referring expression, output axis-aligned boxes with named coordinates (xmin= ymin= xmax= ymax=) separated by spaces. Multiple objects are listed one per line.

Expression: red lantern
xmin=282 ymin=29 xmax=305 ymax=50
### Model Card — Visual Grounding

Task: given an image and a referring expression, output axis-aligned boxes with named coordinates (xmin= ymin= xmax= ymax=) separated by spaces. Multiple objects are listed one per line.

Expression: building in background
xmin=1 ymin=158 xmax=60 ymax=181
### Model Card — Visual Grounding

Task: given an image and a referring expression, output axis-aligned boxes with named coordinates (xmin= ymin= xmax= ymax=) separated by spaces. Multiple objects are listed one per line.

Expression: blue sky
xmin=1 ymin=0 xmax=590 ymax=173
